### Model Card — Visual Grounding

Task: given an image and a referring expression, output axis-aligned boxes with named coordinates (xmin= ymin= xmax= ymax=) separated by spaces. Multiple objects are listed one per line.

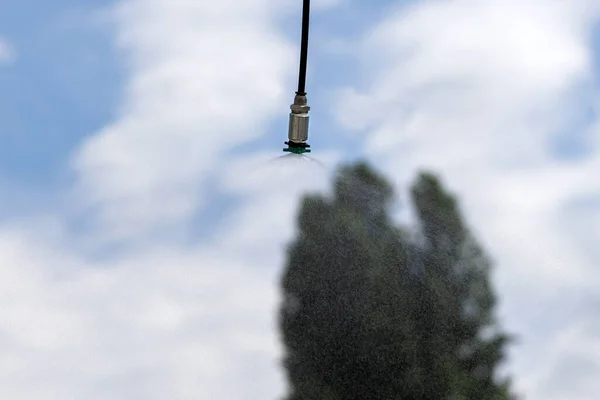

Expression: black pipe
xmin=297 ymin=0 xmax=310 ymax=96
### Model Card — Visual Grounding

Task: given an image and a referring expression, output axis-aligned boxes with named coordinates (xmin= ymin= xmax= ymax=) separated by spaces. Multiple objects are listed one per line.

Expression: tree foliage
xmin=279 ymin=162 xmax=514 ymax=400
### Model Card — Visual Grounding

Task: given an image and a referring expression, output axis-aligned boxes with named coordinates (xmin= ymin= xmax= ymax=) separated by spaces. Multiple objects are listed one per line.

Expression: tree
xmin=279 ymin=162 xmax=513 ymax=400
xmin=410 ymin=172 xmax=513 ymax=399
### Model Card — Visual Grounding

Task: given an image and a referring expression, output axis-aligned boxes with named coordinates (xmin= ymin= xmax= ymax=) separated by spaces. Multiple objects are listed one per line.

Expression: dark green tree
xmin=279 ymin=162 xmax=513 ymax=400
xmin=410 ymin=172 xmax=513 ymax=400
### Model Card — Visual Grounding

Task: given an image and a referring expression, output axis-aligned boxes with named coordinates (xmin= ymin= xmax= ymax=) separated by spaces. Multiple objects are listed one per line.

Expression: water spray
xmin=283 ymin=0 xmax=312 ymax=155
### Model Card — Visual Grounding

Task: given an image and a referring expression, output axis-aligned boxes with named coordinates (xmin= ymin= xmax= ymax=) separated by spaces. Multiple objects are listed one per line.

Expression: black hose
xmin=297 ymin=0 xmax=310 ymax=96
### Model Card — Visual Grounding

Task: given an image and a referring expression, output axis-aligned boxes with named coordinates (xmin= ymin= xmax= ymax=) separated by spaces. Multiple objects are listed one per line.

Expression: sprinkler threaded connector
xmin=284 ymin=93 xmax=311 ymax=153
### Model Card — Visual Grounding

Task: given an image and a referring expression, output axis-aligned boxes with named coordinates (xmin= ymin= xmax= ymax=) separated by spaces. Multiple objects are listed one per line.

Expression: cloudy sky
xmin=0 ymin=0 xmax=599 ymax=398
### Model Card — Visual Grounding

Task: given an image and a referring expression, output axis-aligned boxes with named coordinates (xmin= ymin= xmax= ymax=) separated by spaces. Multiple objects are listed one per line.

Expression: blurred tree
xmin=279 ymin=162 xmax=513 ymax=400
xmin=410 ymin=172 xmax=513 ymax=400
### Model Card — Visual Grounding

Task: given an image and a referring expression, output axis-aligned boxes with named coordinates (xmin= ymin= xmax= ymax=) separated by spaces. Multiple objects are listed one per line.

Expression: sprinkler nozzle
xmin=284 ymin=93 xmax=311 ymax=154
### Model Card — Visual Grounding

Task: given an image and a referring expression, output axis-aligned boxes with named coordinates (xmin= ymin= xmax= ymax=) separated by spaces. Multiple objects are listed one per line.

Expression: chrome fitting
xmin=288 ymin=94 xmax=310 ymax=144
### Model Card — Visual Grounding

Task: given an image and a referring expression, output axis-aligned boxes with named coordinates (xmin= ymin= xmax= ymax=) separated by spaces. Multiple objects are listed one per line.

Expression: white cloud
xmin=72 ymin=0 xmax=296 ymax=241
xmin=0 ymin=38 xmax=15 ymax=64
xmin=0 ymin=159 xmax=334 ymax=399
xmin=0 ymin=0 xmax=328 ymax=399
xmin=334 ymin=0 xmax=600 ymax=398
xmin=1 ymin=0 xmax=600 ymax=399
xmin=0 ymin=222 xmax=288 ymax=399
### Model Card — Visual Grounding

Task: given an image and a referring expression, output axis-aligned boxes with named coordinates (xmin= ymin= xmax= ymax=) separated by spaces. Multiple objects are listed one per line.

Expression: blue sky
xmin=4 ymin=0 xmax=598 ymax=186
xmin=0 ymin=0 xmax=403 ymax=190
xmin=1 ymin=0 xmax=600 ymax=399
xmin=0 ymin=0 xmax=121 ymax=188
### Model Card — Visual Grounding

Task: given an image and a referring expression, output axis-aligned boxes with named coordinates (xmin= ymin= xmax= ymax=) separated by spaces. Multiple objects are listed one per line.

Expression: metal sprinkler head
xmin=283 ymin=0 xmax=313 ymax=155
xmin=284 ymin=93 xmax=311 ymax=154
